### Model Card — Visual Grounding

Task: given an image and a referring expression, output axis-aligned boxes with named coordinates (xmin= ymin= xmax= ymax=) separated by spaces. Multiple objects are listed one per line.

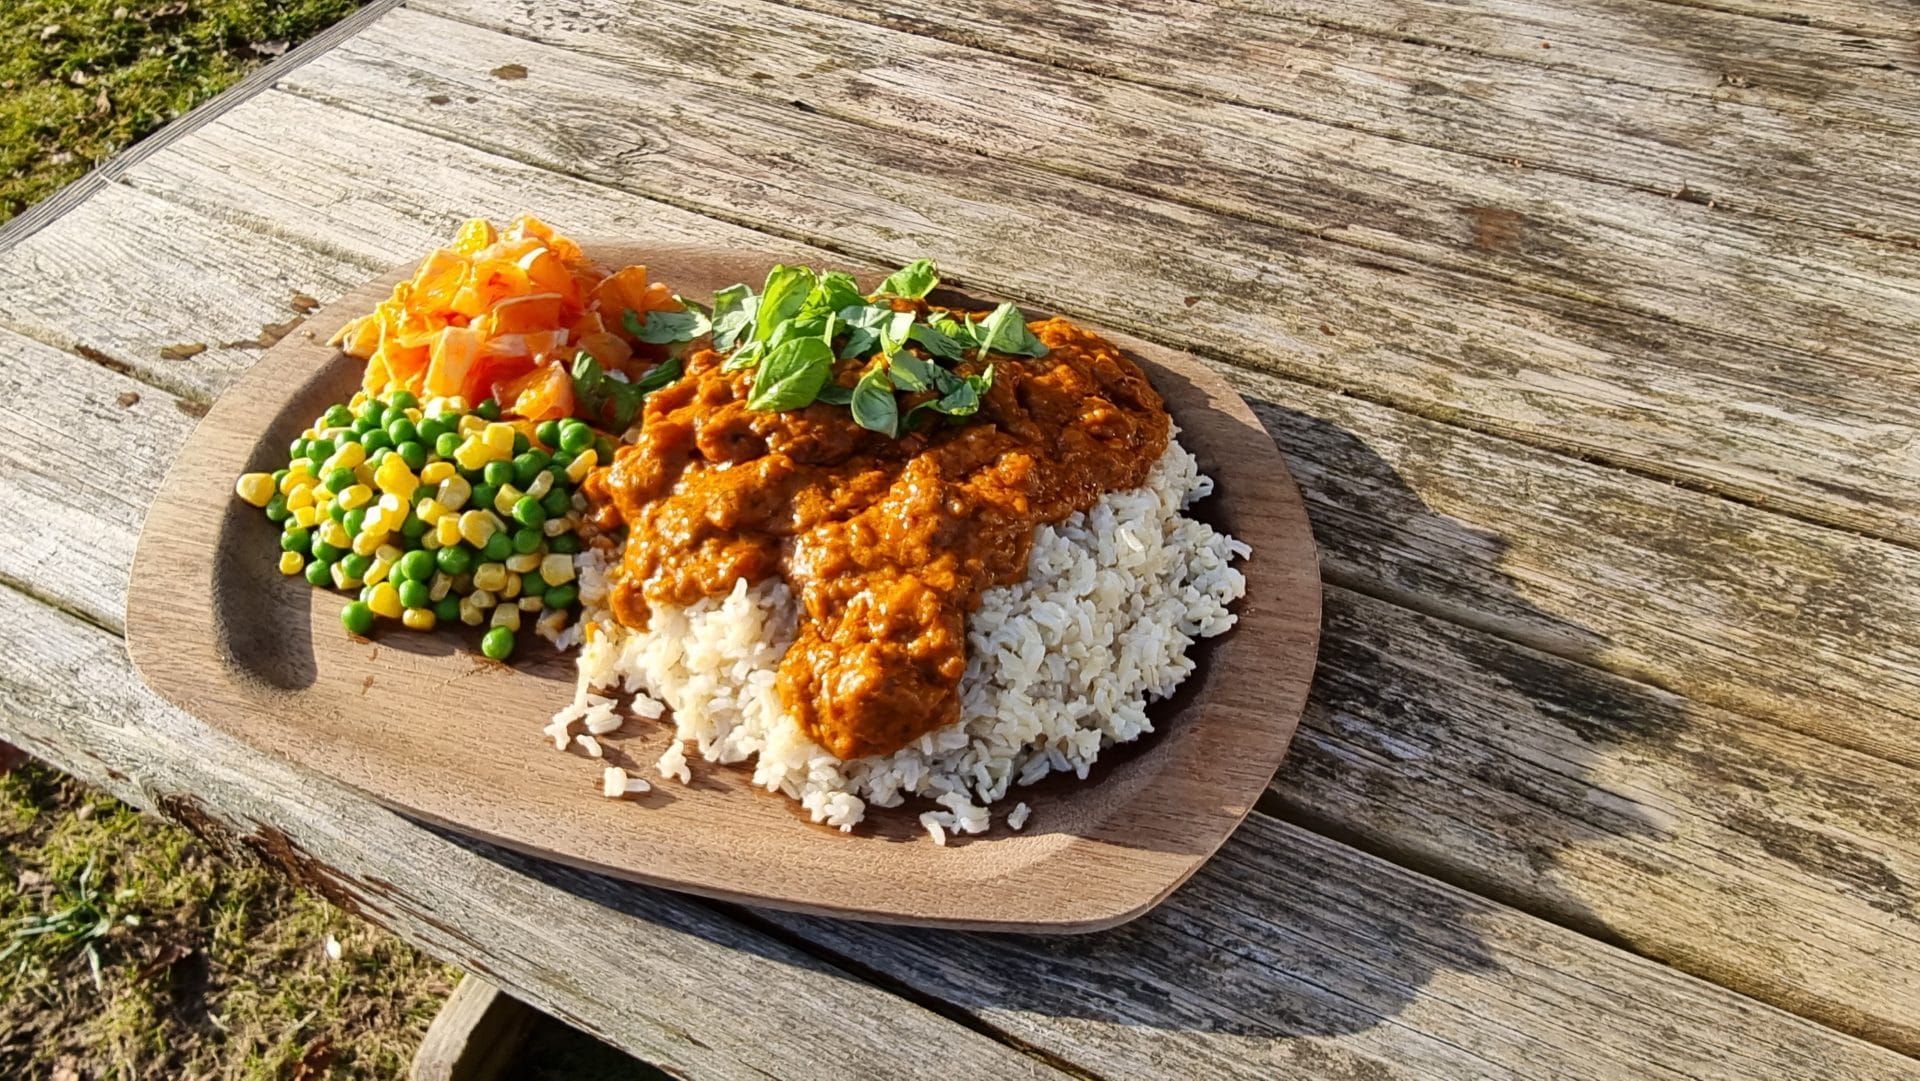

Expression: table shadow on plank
xmin=409 ymin=403 xmax=1675 ymax=1043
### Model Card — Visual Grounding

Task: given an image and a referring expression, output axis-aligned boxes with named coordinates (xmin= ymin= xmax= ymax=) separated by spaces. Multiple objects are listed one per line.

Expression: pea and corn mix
xmin=234 ymin=390 xmax=612 ymax=660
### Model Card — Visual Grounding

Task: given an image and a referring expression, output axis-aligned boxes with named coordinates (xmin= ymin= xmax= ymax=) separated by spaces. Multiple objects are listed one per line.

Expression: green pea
xmin=480 ymin=626 xmax=514 ymax=660
xmin=305 ymin=559 xmax=333 ymax=587
xmin=434 ymin=596 xmax=461 ymax=623
xmin=387 ymin=390 xmax=418 ymax=410
xmin=343 ymin=508 xmax=367 ymax=536
xmin=476 ymin=398 xmax=502 ymax=421
xmin=482 ymin=460 xmax=514 ymax=487
xmin=397 ymin=579 xmax=430 ymax=610
xmin=358 ymin=584 xmax=376 ymax=602
xmin=434 ymin=432 xmax=461 ymax=458
xmin=328 ymin=503 xmax=348 ymax=524
xmin=280 ymin=526 xmax=311 ymax=554
xmin=401 ymin=514 xmax=428 ymax=542
xmin=534 ymin=420 xmax=562 ymax=449
xmin=352 ymin=415 xmax=380 ymax=435
xmin=510 ymin=451 xmax=550 ymax=487
xmin=341 ymin=601 xmax=375 ymax=636
xmin=335 ymin=427 xmax=362 ymax=445
xmin=541 ymin=486 xmax=571 ymax=518
xmin=361 ymin=429 xmax=393 ymax=453
xmin=548 ymin=448 xmax=575 ymax=470
xmin=271 ymin=467 xmax=290 ymax=485
xmin=288 ymin=436 xmax=308 ymax=459
xmin=512 ymin=430 xmax=531 ymax=455
xmin=593 ymin=435 xmax=616 ymax=463
xmin=470 ymin=483 xmax=498 ymax=512
xmin=519 ymin=571 xmax=546 ymax=599
xmin=306 ymin=437 xmax=336 ymax=463
xmin=386 ymin=417 xmax=418 ymax=445
xmin=324 ymin=467 xmax=355 ymax=493
xmin=544 ymin=583 xmax=578 ymax=610
xmin=482 ymin=531 xmax=513 ymax=562
xmin=511 ymin=496 xmax=546 ymax=529
xmin=368 ymin=448 xmax=392 ymax=469
xmin=264 ymin=493 xmax=290 ymax=524
xmin=311 ymin=538 xmax=343 ymax=563
xmin=416 ymin=415 xmax=447 ymax=444
xmin=341 ymin=552 xmax=372 ymax=580
xmin=319 ymin=404 xmax=348 ymax=428
xmin=557 ymin=421 xmax=592 ymax=454
xmin=549 ymin=532 xmax=580 ymax=555
xmin=436 ymin=544 xmax=474 ymax=576
xmin=360 ymin=401 xmax=387 ymax=426
xmin=397 ymin=440 xmax=429 ymax=471
xmin=392 ymin=549 xmax=430 ymax=582
xmin=512 ymin=527 xmax=543 ymax=555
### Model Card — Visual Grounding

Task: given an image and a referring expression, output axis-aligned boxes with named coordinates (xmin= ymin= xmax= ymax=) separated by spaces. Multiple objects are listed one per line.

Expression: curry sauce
xmin=583 ymin=315 xmax=1170 ymax=759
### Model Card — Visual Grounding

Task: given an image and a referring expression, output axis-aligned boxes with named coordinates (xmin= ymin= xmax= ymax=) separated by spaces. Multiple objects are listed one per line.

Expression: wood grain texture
xmin=276 ymin=13 xmax=1920 ymax=550
xmin=0 ymin=592 xmax=1070 ymax=1081
xmin=6 ymin=590 xmax=1916 ymax=1080
xmin=124 ymin=243 xmax=1322 ymax=932
xmin=409 ymin=975 xmax=537 ymax=1081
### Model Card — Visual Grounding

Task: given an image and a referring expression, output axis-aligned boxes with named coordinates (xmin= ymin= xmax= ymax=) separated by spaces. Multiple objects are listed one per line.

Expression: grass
xmin=0 ymin=763 xmax=461 ymax=1077
xmin=0 ymin=0 xmax=364 ymax=222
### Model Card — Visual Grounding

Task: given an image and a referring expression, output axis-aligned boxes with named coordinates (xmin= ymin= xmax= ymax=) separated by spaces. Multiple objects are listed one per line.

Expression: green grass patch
xmin=1 ymin=763 xmax=459 ymax=1078
xmin=0 ymin=0 xmax=364 ymax=222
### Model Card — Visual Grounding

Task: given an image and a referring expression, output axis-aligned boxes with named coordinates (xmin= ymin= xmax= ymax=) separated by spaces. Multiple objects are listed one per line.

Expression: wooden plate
xmin=126 ymin=244 xmax=1321 ymax=933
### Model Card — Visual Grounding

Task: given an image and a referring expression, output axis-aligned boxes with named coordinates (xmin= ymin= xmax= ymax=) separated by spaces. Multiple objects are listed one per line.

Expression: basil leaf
xmin=930 ymin=313 xmax=969 ymax=341
xmin=754 ymin=265 xmax=816 ymax=345
xmin=812 ymin=272 xmax=866 ymax=316
xmin=886 ymin=352 xmax=940 ymax=392
xmin=709 ymin=283 xmax=755 ymax=350
xmin=631 ymin=356 xmax=683 ymax=395
xmin=876 ymin=259 xmax=939 ymax=300
xmin=724 ymin=340 xmax=764 ymax=372
xmin=624 ymin=301 xmax=710 ymax=345
xmin=849 ymin=365 xmax=899 ymax=436
xmin=836 ymin=303 xmax=892 ymax=360
xmin=816 ymin=382 xmax=854 ymax=405
xmin=747 ymin=336 xmax=834 ymax=411
xmin=974 ymin=302 xmax=1048 ymax=360
xmin=878 ymin=310 xmax=916 ymax=355
xmin=571 ymin=352 xmax=645 ymax=430
xmin=907 ymin=321 xmax=964 ymax=359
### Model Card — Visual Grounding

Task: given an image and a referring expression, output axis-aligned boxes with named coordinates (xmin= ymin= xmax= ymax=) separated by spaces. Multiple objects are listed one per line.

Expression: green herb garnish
xmin=572 ymin=351 xmax=683 ymax=431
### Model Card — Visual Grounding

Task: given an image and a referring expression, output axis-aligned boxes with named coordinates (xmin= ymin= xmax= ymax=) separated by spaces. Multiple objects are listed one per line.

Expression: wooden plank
xmin=0 ymin=0 xmax=407 ymax=255
xmin=1644 ymin=0 xmax=1914 ymax=35
xmin=52 ymin=93 xmax=1920 ymax=767
xmin=757 ymin=811 xmax=1920 ymax=1081
xmin=753 ymin=0 xmax=1920 ymax=243
xmin=410 ymin=976 xmax=538 ymax=1081
xmin=9 ymin=174 xmax=1920 ymax=1048
xmin=270 ymin=15 xmax=1920 ymax=547
xmin=4 ymin=588 xmax=1914 ymax=1080
xmin=1284 ymin=585 xmax=1920 ymax=1054
xmin=415 ymin=0 xmax=1920 ymax=382
xmin=0 ymin=589 xmax=1069 ymax=1081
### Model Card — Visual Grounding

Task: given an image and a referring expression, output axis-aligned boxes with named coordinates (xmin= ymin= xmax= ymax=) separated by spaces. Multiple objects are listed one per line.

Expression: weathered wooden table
xmin=4 ymin=1 xmax=1918 ymax=1076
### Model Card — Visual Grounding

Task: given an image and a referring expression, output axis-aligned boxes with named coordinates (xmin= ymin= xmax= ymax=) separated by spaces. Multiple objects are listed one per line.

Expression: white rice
xmin=553 ymin=434 xmax=1248 ymax=840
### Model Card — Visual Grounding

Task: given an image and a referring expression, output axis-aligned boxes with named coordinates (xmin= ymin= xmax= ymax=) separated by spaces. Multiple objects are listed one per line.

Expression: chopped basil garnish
xmin=571 ymin=351 xmax=683 ymax=431
xmin=875 ymin=259 xmax=938 ymax=300
xmin=747 ymin=336 xmax=834 ymax=411
xmin=624 ymin=302 xmax=711 ymax=345
xmin=849 ymin=365 xmax=899 ymax=436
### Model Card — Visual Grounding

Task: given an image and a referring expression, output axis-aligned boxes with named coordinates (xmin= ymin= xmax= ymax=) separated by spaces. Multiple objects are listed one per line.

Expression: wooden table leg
xmin=410 ymin=974 xmax=539 ymax=1081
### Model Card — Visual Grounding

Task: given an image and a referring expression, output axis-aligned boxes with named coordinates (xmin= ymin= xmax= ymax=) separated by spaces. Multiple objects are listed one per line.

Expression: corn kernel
xmin=428 ymin=572 xmax=452 ymax=603
xmin=452 ymin=437 xmax=492 ymax=472
xmin=459 ymin=597 xmax=485 ymax=626
xmin=351 ymin=530 xmax=383 ymax=558
xmin=278 ymin=471 xmax=310 ymax=495
xmin=278 ymin=550 xmax=304 ymax=575
xmin=354 ymin=462 xmax=377 ymax=488
xmin=458 ymin=510 xmax=496 ymax=548
xmin=368 ymin=581 xmax=403 ymax=619
xmin=490 ymin=605 xmax=521 ymax=632
xmin=420 ymin=460 xmax=456 ymax=485
xmin=501 ymin=572 xmax=522 ymax=600
xmin=374 ymin=455 xmax=419 ymax=500
xmin=542 ymin=517 xmax=569 ymax=537
xmin=456 ymin=414 xmax=485 ymax=437
xmin=350 ymin=391 xmax=368 ymax=409
xmin=236 ymin=472 xmax=276 ymax=507
xmin=413 ymin=497 xmax=447 ymax=525
xmin=482 ymin=422 xmax=515 ymax=457
xmin=437 ymin=476 xmax=471 ymax=512
xmin=366 ymin=558 xmax=392 ymax=585
xmin=518 ymin=596 xmax=545 ymax=612
xmin=565 ymin=447 xmax=597 ymax=483
xmin=325 ymin=441 xmax=367 ymax=471
xmin=506 ymin=552 xmax=543 ymax=573
xmin=492 ymin=484 xmax=522 ymax=517
xmin=470 ymin=589 xmax=497 ymax=609
xmin=451 ymin=573 xmax=474 ymax=593
xmin=405 ymin=407 xmax=423 ymax=423
xmin=434 ymin=517 xmax=461 ymax=548
xmin=540 ymin=553 xmax=575 ymax=585
xmin=526 ymin=470 xmax=553 ymax=499
xmin=472 ymin=562 xmax=508 ymax=592
xmin=320 ymin=520 xmax=352 ymax=550
xmin=330 ymin=562 xmax=349 ymax=589
xmin=402 ymin=607 xmax=436 ymax=631
xmin=286 ymin=486 xmax=316 ymax=511
xmin=291 ymin=506 xmax=319 ymax=529
xmin=421 ymin=531 xmax=443 ymax=551
xmin=375 ymin=544 xmax=405 ymax=564
xmin=339 ymin=484 xmax=372 ymax=510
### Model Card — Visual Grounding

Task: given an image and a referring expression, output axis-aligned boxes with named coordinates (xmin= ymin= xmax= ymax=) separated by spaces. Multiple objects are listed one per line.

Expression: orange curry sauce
xmin=582 ymin=314 xmax=1170 ymax=759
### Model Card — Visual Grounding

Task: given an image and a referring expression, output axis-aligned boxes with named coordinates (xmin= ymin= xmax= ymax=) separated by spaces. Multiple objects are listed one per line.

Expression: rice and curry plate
xmin=233 ymin=218 xmax=1248 ymax=843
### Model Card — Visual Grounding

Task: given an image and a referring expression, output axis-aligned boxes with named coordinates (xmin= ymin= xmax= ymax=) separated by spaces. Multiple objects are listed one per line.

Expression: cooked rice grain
xmin=557 ymin=435 xmax=1247 ymax=837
